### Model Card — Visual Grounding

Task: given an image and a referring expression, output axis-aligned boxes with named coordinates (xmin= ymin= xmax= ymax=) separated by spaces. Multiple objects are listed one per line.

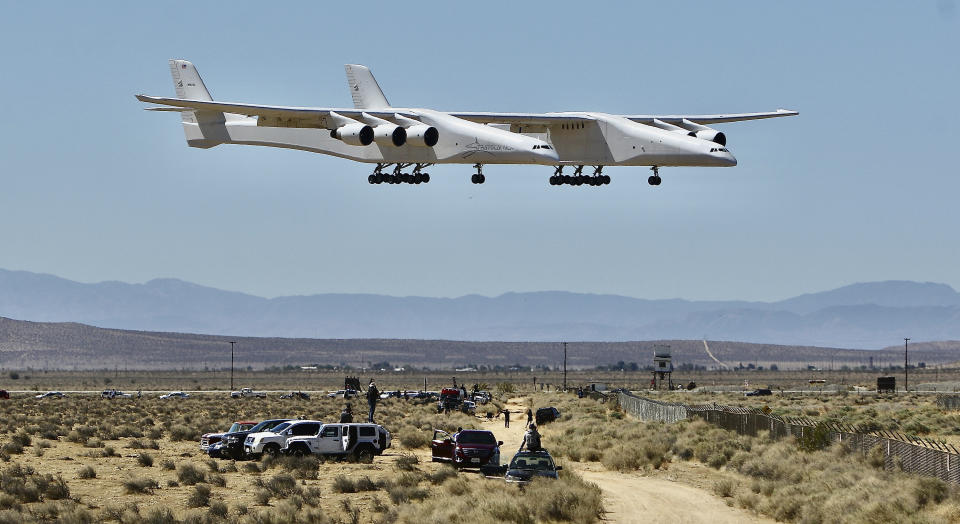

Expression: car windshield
xmin=249 ymin=420 xmax=282 ymax=432
xmin=228 ymin=422 xmax=256 ymax=433
xmin=510 ymin=454 xmax=555 ymax=471
xmin=269 ymin=422 xmax=292 ymax=433
xmin=457 ymin=432 xmax=496 ymax=445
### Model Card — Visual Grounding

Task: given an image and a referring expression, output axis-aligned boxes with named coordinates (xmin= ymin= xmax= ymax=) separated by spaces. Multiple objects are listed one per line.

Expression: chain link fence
xmin=616 ymin=390 xmax=960 ymax=484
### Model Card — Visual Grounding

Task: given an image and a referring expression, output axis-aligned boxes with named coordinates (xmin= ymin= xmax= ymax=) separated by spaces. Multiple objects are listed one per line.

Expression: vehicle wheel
xmin=263 ymin=443 xmax=281 ymax=456
xmin=289 ymin=444 xmax=308 ymax=457
xmin=354 ymin=446 xmax=374 ymax=464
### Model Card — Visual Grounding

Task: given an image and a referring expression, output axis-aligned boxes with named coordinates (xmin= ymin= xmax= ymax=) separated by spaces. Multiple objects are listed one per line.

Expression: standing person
xmin=526 ymin=408 xmax=533 ymax=426
xmin=340 ymin=404 xmax=353 ymax=423
xmin=366 ymin=380 xmax=380 ymax=422
xmin=503 ymin=408 xmax=511 ymax=428
xmin=519 ymin=424 xmax=542 ymax=452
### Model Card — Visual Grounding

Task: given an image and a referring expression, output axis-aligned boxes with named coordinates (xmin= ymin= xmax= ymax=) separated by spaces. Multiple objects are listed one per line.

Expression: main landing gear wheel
xmin=549 ymin=165 xmax=610 ymax=187
xmin=368 ymin=163 xmax=431 ymax=185
xmin=648 ymin=166 xmax=662 ymax=186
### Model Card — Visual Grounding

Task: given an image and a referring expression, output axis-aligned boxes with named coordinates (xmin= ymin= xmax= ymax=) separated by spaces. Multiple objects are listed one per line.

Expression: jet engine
xmin=373 ymin=124 xmax=407 ymax=147
xmin=330 ymin=123 xmax=374 ymax=146
xmin=691 ymin=129 xmax=726 ymax=146
xmin=678 ymin=119 xmax=726 ymax=146
xmin=404 ymin=124 xmax=439 ymax=147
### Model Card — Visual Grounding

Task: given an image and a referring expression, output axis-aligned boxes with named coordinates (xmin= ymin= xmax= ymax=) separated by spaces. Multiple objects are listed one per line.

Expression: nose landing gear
xmin=648 ymin=166 xmax=662 ymax=186
xmin=471 ymin=163 xmax=485 ymax=184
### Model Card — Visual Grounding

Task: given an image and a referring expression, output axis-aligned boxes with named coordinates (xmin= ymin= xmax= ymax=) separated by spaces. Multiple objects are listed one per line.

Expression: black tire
xmin=603 ymin=175 xmax=611 ymax=185
xmin=354 ymin=446 xmax=374 ymax=464
xmin=288 ymin=444 xmax=308 ymax=457
xmin=648 ymin=176 xmax=657 ymax=186
xmin=263 ymin=443 xmax=281 ymax=457
xmin=422 ymin=173 xmax=430 ymax=183
xmin=471 ymin=174 xmax=478 ymax=184
xmin=479 ymin=175 xmax=486 ymax=184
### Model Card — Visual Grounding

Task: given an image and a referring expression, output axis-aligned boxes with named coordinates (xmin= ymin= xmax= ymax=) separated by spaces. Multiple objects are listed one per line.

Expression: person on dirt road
xmin=519 ymin=423 xmax=542 ymax=452
xmin=366 ymin=380 xmax=380 ymax=422
xmin=526 ymin=408 xmax=533 ymax=426
xmin=340 ymin=404 xmax=353 ymax=423
xmin=503 ymin=408 xmax=511 ymax=428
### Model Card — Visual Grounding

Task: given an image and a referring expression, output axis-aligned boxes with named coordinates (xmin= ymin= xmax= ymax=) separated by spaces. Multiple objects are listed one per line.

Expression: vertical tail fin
xmin=168 ymin=59 xmax=226 ymax=148
xmin=169 ymin=59 xmax=213 ymax=101
xmin=344 ymin=64 xmax=391 ymax=109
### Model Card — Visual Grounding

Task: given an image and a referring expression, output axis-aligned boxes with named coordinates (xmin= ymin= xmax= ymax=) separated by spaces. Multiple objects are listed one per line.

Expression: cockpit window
xmin=542 ymin=145 xmax=551 ymax=149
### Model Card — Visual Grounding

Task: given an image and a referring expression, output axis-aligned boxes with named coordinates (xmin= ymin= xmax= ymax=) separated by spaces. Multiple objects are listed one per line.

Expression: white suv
xmin=244 ymin=420 xmax=322 ymax=457
xmin=283 ymin=423 xmax=391 ymax=462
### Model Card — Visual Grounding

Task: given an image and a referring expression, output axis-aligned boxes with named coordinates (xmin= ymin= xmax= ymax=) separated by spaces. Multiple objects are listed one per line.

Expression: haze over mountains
xmin=1 ymin=269 xmax=959 ymax=348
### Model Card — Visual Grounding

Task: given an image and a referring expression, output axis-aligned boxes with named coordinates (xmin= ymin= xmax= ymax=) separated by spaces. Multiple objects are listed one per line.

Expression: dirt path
xmin=479 ymin=397 xmax=772 ymax=524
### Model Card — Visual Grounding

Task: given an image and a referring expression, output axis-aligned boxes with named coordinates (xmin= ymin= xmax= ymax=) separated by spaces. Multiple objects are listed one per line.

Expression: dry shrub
xmin=122 ymin=477 xmax=158 ymax=494
xmin=187 ymin=484 xmax=211 ymax=508
xmin=713 ymin=478 xmax=738 ymax=498
xmin=178 ymin=463 xmax=206 ymax=486
xmin=137 ymin=452 xmax=154 ymax=467
xmin=395 ymin=454 xmax=420 ymax=471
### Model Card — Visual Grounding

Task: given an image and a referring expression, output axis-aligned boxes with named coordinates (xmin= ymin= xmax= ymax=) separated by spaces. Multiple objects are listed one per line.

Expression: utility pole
xmin=563 ymin=342 xmax=568 ymax=391
xmin=904 ymin=338 xmax=910 ymax=393
xmin=229 ymin=341 xmax=236 ymax=391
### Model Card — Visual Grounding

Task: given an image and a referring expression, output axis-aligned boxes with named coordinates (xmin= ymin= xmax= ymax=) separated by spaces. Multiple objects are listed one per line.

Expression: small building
xmin=651 ymin=345 xmax=673 ymax=390
xmin=877 ymin=376 xmax=896 ymax=394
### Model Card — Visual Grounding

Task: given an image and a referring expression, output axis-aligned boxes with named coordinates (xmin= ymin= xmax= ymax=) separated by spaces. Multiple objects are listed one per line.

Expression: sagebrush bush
xmin=177 ymin=463 xmax=206 ymax=486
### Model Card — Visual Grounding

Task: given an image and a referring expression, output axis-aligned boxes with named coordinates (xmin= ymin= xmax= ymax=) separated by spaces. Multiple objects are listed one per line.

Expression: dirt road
xmin=481 ymin=397 xmax=772 ymax=524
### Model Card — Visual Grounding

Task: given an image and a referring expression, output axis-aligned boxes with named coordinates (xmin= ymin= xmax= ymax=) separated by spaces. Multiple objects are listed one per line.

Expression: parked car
xmin=279 ymin=391 xmax=310 ymax=400
xmin=283 ymin=423 xmax=391 ymax=463
xmin=231 ymin=387 xmax=266 ymax=399
xmin=437 ymin=388 xmax=462 ymax=412
xmin=535 ymin=407 xmax=561 ymax=425
xmin=209 ymin=418 xmax=293 ymax=459
xmin=431 ymin=429 xmax=502 ymax=468
xmin=326 ymin=389 xmax=359 ymax=399
xmin=159 ymin=391 xmax=190 ymax=399
xmin=745 ymin=388 xmax=773 ymax=397
xmin=244 ymin=420 xmax=323 ymax=458
xmin=461 ymin=400 xmax=477 ymax=415
xmin=101 ymin=389 xmax=132 ymax=399
xmin=200 ymin=421 xmax=257 ymax=452
xmin=504 ymin=450 xmax=562 ymax=484
xmin=35 ymin=391 xmax=65 ymax=399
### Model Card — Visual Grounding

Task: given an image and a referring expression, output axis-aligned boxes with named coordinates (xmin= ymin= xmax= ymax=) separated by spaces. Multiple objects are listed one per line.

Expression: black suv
xmin=210 ymin=418 xmax=291 ymax=459
xmin=504 ymin=450 xmax=562 ymax=484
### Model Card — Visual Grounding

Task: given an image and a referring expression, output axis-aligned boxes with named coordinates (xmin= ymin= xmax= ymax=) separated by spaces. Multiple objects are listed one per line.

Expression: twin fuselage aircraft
xmin=137 ymin=60 xmax=796 ymax=187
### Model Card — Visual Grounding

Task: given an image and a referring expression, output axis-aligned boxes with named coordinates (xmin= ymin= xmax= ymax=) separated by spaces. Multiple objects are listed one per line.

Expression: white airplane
xmin=137 ymin=60 xmax=796 ymax=187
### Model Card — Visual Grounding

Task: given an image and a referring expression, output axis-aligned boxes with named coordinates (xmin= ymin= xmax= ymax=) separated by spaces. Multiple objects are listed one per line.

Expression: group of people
xmin=339 ymin=379 xmax=381 ymax=424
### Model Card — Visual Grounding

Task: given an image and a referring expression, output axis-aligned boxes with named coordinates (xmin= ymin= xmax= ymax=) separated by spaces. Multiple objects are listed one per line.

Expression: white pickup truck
xmin=231 ymin=387 xmax=266 ymax=399
xmin=244 ymin=420 xmax=322 ymax=457
xmin=282 ymin=423 xmax=391 ymax=463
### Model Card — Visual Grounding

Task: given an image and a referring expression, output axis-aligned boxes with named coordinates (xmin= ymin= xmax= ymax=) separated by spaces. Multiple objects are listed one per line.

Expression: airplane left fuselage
xmin=185 ymin=107 xmax=734 ymax=168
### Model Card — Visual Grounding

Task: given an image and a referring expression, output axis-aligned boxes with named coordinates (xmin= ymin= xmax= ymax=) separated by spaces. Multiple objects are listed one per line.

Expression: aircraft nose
xmin=536 ymin=148 xmax=559 ymax=164
xmin=724 ymin=152 xmax=737 ymax=167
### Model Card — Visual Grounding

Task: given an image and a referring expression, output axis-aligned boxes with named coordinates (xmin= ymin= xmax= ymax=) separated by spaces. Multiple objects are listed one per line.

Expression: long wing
xmin=448 ymin=109 xmax=797 ymax=125
xmin=625 ymin=109 xmax=798 ymax=125
xmin=135 ymin=94 xmax=411 ymax=121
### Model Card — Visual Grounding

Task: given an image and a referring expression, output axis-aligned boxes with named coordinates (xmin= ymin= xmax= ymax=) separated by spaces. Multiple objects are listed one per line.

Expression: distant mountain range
xmin=1 ymin=269 xmax=959 ymax=348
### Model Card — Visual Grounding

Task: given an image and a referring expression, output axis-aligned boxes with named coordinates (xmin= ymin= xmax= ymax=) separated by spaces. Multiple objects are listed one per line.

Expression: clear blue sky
xmin=1 ymin=2 xmax=957 ymax=301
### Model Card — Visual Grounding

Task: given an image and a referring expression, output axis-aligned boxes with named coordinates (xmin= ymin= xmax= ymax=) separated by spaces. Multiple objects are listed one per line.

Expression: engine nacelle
xmin=330 ymin=123 xmax=374 ymax=146
xmin=373 ymin=124 xmax=406 ymax=147
xmin=404 ymin=125 xmax=439 ymax=147
xmin=693 ymin=129 xmax=726 ymax=146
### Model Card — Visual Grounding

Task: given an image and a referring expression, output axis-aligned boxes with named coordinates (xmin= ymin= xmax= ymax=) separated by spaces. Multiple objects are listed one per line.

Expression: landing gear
xmin=648 ymin=166 xmax=662 ymax=186
xmin=471 ymin=163 xmax=485 ymax=184
xmin=549 ymin=165 xmax=610 ymax=187
xmin=367 ymin=163 xmax=432 ymax=185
